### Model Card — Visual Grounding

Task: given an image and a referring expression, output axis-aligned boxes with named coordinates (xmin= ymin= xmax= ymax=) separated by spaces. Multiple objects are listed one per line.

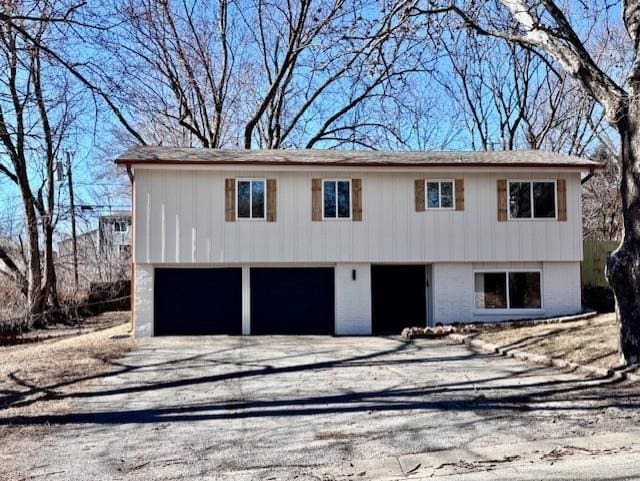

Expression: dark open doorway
xmin=371 ymin=265 xmax=427 ymax=335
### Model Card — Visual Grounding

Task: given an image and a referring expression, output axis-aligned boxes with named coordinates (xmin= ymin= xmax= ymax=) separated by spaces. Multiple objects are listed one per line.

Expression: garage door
xmin=371 ymin=265 xmax=426 ymax=335
xmin=250 ymin=267 xmax=335 ymax=334
xmin=154 ymin=268 xmax=242 ymax=335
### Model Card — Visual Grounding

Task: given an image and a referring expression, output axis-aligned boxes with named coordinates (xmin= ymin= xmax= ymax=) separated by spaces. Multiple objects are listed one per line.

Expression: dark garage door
xmin=154 ymin=268 xmax=242 ymax=335
xmin=250 ymin=267 xmax=335 ymax=334
xmin=371 ymin=265 xmax=426 ymax=335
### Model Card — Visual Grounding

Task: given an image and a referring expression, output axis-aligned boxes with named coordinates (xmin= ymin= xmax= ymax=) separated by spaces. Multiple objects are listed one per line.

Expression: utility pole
xmin=67 ymin=150 xmax=79 ymax=288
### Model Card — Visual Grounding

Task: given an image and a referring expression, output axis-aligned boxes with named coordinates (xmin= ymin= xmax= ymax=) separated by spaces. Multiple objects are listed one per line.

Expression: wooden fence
xmin=582 ymin=239 xmax=619 ymax=288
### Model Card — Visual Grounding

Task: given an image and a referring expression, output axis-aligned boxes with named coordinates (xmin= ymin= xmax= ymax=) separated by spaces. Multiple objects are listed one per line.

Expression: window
xmin=323 ymin=180 xmax=351 ymax=219
xmin=426 ymin=180 xmax=454 ymax=209
xmin=113 ymin=221 xmax=128 ymax=232
xmin=475 ymin=271 xmax=542 ymax=310
xmin=508 ymin=181 xmax=555 ymax=219
xmin=237 ymin=179 xmax=265 ymax=219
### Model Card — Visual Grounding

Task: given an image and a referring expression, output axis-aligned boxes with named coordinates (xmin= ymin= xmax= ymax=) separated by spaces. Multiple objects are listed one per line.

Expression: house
xmin=58 ymin=213 xmax=132 ymax=259
xmin=116 ymin=147 xmax=600 ymax=337
xmin=58 ymin=213 xmax=132 ymax=283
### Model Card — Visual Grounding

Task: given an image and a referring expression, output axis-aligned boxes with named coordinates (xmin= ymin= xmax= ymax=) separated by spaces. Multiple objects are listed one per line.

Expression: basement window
xmin=474 ymin=271 xmax=542 ymax=310
xmin=323 ymin=180 xmax=351 ymax=219
xmin=508 ymin=181 xmax=556 ymax=219
xmin=237 ymin=179 xmax=265 ymax=219
xmin=426 ymin=180 xmax=454 ymax=209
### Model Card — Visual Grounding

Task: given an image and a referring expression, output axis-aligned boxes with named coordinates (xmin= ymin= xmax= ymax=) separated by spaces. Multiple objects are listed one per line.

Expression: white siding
xmin=134 ymin=169 xmax=583 ymax=265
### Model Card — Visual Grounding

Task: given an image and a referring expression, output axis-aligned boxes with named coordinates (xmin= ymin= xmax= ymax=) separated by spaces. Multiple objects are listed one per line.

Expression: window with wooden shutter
xmin=557 ymin=178 xmax=567 ymax=221
xmin=497 ymin=179 xmax=507 ymax=221
xmin=352 ymin=178 xmax=363 ymax=221
xmin=225 ymin=178 xmax=235 ymax=222
xmin=455 ymin=178 xmax=464 ymax=211
xmin=415 ymin=179 xmax=425 ymax=212
xmin=266 ymin=179 xmax=277 ymax=222
xmin=311 ymin=178 xmax=322 ymax=221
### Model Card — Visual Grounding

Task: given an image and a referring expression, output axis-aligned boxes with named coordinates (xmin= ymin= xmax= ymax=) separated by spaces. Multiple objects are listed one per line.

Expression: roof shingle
xmin=115 ymin=146 xmax=600 ymax=169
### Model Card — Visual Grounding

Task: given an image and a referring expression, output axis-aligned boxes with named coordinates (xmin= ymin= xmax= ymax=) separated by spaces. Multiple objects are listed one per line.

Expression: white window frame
xmin=507 ymin=180 xmax=557 ymax=221
xmin=236 ymin=178 xmax=266 ymax=221
xmin=425 ymin=179 xmax=455 ymax=210
xmin=473 ymin=268 xmax=544 ymax=314
xmin=322 ymin=178 xmax=352 ymax=220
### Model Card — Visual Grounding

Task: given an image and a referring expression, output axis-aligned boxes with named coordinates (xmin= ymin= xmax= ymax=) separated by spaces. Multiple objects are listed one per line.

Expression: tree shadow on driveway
xmin=1 ymin=337 xmax=637 ymax=428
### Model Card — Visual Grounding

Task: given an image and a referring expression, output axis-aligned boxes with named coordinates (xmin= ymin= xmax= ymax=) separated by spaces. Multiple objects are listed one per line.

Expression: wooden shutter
xmin=312 ymin=178 xmax=322 ymax=221
xmin=557 ymin=178 xmax=567 ymax=221
xmin=415 ymin=179 xmax=425 ymax=212
xmin=225 ymin=178 xmax=235 ymax=222
xmin=352 ymin=178 xmax=363 ymax=221
xmin=455 ymin=178 xmax=465 ymax=211
xmin=266 ymin=179 xmax=277 ymax=222
xmin=497 ymin=179 xmax=507 ymax=222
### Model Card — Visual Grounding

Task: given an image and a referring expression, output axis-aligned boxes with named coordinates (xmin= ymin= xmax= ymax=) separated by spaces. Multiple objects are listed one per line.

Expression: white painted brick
xmin=433 ymin=261 xmax=582 ymax=324
xmin=542 ymin=262 xmax=582 ymax=316
xmin=334 ymin=263 xmax=372 ymax=335
xmin=432 ymin=263 xmax=473 ymax=324
xmin=134 ymin=264 xmax=154 ymax=337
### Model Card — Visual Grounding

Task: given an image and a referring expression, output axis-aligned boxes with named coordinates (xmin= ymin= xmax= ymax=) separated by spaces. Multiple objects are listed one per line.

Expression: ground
xmin=0 ymin=312 xmax=134 ymax=423
xmin=3 ymin=331 xmax=640 ymax=480
xmin=471 ymin=313 xmax=620 ymax=370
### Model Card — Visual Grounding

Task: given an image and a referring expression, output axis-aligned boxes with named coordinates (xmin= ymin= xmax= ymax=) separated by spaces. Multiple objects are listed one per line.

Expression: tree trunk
xmin=606 ymin=108 xmax=640 ymax=365
xmin=23 ymin=199 xmax=45 ymax=325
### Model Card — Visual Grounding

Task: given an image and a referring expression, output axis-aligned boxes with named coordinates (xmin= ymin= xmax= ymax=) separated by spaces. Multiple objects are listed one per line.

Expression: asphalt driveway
xmin=4 ymin=336 xmax=640 ymax=480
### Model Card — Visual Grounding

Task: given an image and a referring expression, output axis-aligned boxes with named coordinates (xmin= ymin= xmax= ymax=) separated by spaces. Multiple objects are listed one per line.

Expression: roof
xmin=115 ymin=146 xmax=601 ymax=169
xmin=99 ymin=212 xmax=131 ymax=219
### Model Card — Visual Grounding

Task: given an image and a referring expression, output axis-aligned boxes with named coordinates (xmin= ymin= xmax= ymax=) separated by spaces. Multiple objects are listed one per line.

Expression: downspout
xmin=581 ymin=167 xmax=596 ymax=185
xmin=127 ymin=163 xmax=135 ymax=334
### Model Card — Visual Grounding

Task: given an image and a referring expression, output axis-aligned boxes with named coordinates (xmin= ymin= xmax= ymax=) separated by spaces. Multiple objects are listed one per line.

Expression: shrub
xmin=583 ymin=285 xmax=615 ymax=313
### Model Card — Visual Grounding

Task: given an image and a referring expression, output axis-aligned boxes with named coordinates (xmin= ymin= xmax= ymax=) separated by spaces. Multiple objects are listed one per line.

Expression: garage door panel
xmin=250 ymin=267 xmax=334 ymax=335
xmin=154 ymin=268 xmax=242 ymax=335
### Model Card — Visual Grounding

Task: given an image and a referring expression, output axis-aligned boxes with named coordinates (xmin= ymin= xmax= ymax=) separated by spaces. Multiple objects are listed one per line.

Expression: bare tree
xmin=0 ymin=0 xmax=82 ymax=323
xmin=92 ymin=0 xmax=432 ymax=149
xmin=410 ymin=0 xmax=640 ymax=365
xmin=583 ymin=145 xmax=622 ymax=241
xmin=432 ymin=27 xmax=608 ymax=153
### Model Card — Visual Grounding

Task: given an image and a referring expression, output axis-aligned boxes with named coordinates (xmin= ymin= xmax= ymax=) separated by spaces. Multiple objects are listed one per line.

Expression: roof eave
xmin=115 ymin=159 xmax=602 ymax=169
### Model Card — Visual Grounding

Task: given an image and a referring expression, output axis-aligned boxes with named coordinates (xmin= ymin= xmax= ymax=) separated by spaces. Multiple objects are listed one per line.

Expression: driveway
xmin=4 ymin=336 xmax=640 ymax=480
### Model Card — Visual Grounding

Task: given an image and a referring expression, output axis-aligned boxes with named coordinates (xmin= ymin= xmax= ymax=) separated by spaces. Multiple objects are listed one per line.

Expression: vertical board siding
xmin=134 ymin=170 xmax=583 ymax=264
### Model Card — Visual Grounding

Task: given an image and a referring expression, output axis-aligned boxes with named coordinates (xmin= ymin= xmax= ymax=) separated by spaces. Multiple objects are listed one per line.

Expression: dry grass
xmin=473 ymin=313 xmax=619 ymax=369
xmin=2 ymin=310 xmax=130 ymax=345
xmin=0 ymin=312 xmax=135 ymax=440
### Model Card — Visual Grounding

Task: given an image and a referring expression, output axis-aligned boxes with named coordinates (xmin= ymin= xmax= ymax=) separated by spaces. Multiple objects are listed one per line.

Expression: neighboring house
xmin=58 ymin=213 xmax=132 ymax=283
xmin=116 ymin=147 xmax=600 ymax=337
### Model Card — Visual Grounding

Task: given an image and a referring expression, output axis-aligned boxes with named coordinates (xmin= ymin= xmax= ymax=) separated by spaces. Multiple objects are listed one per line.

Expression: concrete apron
xmin=218 ymin=431 xmax=640 ymax=480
